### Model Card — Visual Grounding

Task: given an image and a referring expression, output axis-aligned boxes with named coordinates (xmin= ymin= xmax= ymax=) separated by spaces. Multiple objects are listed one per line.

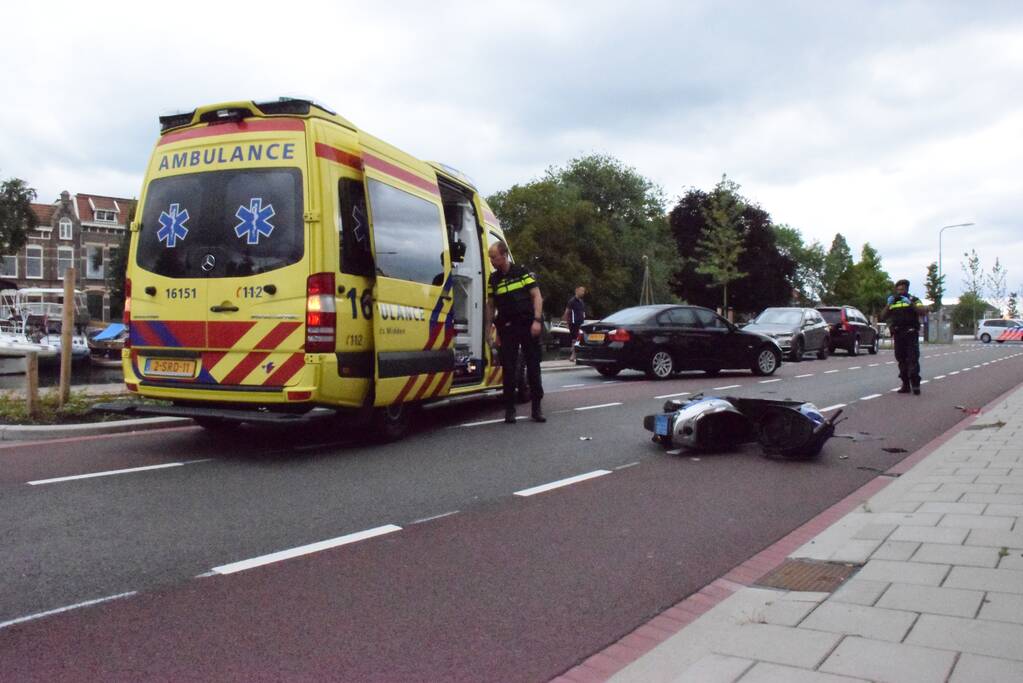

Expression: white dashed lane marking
xmin=655 ymin=391 xmax=691 ymax=399
xmin=820 ymin=404 xmax=846 ymax=412
xmin=860 ymin=393 xmax=883 ymax=401
xmin=759 ymin=378 xmax=782 ymax=384
xmin=28 ymin=460 xmax=211 ymax=485
xmin=796 ymin=373 xmax=814 ymax=378
xmin=575 ymin=402 xmax=623 ymax=411
xmin=713 ymin=385 xmax=741 ymax=390
xmin=0 ymin=592 xmax=138 ymax=631
xmin=824 ymin=370 xmax=840 ymax=374
xmin=514 ymin=470 xmax=611 ymax=497
xmin=211 ymin=525 xmax=403 ymax=575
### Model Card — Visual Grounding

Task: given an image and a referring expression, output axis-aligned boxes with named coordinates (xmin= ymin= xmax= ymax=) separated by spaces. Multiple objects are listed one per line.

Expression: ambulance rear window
xmin=137 ymin=168 xmax=303 ymax=278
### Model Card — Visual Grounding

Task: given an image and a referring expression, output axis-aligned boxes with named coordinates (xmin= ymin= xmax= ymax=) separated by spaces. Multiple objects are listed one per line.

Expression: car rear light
xmin=841 ymin=309 xmax=852 ymax=332
xmin=608 ymin=328 xmax=631 ymax=343
xmin=305 ymin=272 xmax=336 ymax=352
xmin=123 ymin=278 xmax=132 ymax=349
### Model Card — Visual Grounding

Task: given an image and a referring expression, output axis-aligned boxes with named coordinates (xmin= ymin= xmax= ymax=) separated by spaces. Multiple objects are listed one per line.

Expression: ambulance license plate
xmin=145 ymin=358 xmax=196 ymax=378
xmin=586 ymin=333 xmax=605 ymax=343
xmin=654 ymin=414 xmax=671 ymax=436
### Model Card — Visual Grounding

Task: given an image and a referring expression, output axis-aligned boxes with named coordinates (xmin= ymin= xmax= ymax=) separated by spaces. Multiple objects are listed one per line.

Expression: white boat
xmin=0 ymin=330 xmax=58 ymax=375
xmin=0 ymin=288 xmax=91 ymax=369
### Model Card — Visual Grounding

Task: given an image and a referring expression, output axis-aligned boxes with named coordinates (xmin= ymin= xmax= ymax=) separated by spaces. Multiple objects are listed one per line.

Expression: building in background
xmin=0 ymin=190 xmax=134 ymax=323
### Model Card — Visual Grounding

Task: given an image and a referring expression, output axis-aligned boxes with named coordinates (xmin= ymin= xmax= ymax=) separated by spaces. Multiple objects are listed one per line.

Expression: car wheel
xmin=752 ymin=346 xmax=781 ymax=376
xmin=848 ymin=337 xmax=860 ymax=355
xmin=373 ymin=403 xmax=411 ymax=442
xmin=816 ymin=343 xmax=829 ymax=360
xmin=867 ymin=335 xmax=878 ymax=354
xmin=981 ymin=333 xmax=991 ymax=343
xmin=596 ymin=365 xmax=621 ymax=378
xmin=645 ymin=348 xmax=674 ymax=380
xmin=789 ymin=337 xmax=804 ymax=362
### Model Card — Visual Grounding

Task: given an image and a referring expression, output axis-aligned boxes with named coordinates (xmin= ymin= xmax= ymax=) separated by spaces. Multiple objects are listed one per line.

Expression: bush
xmin=0 ymin=391 xmax=126 ymax=425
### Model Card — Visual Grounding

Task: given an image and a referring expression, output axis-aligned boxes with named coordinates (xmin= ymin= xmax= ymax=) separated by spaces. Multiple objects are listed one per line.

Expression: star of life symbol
xmin=157 ymin=203 xmax=190 ymax=248
xmin=234 ymin=197 xmax=276 ymax=245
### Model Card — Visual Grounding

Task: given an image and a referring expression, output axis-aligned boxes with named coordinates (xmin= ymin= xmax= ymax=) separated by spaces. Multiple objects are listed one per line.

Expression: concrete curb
xmin=0 ymin=417 xmax=193 ymax=442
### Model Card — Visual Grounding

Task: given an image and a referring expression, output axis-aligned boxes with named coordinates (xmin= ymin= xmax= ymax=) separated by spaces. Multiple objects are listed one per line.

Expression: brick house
xmin=0 ymin=190 xmax=135 ymax=323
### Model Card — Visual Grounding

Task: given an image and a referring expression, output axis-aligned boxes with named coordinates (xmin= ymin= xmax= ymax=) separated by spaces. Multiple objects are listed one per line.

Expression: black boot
xmin=897 ymin=382 xmax=911 ymax=394
xmin=912 ymin=384 xmax=921 ymax=395
xmin=531 ymin=398 xmax=546 ymax=423
xmin=504 ymin=406 xmax=517 ymax=424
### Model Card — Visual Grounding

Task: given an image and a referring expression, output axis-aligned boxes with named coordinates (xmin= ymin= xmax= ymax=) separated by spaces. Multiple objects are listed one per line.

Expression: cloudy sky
xmin=3 ymin=1 xmax=1021 ymax=302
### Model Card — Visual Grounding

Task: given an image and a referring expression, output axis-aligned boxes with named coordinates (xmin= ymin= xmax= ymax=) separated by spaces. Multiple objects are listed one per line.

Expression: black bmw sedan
xmin=575 ymin=305 xmax=783 ymax=379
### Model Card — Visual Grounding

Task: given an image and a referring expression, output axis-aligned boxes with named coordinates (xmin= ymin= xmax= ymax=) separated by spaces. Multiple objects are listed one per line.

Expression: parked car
xmin=976 ymin=318 xmax=1023 ymax=343
xmin=816 ymin=305 xmax=879 ymax=355
xmin=742 ymin=307 xmax=830 ymax=362
xmin=575 ymin=304 xmax=783 ymax=379
xmin=547 ymin=318 xmax=597 ymax=350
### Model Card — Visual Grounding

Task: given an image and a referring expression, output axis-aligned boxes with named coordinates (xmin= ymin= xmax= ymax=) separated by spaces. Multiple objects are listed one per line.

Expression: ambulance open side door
xmin=361 ymin=148 xmax=454 ymax=407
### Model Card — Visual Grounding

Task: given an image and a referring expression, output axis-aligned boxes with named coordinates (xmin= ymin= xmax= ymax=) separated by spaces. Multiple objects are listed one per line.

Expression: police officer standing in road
xmin=485 ymin=241 xmax=546 ymax=424
xmin=881 ymin=279 xmax=926 ymax=395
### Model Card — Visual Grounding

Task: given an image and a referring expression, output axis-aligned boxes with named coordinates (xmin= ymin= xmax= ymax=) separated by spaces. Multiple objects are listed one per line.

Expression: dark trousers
xmin=893 ymin=328 xmax=921 ymax=386
xmin=498 ymin=323 xmax=544 ymax=408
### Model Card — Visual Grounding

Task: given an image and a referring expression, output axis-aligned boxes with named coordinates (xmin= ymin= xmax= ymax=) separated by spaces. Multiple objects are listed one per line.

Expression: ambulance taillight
xmin=123 ymin=278 xmax=132 ymax=349
xmin=305 ymin=273 xmax=336 ymax=352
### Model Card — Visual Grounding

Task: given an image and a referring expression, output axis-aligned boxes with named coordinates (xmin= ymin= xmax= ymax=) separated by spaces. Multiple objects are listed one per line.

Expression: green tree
xmin=487 ymin=154 xmax=678 ymax=318
xmin=694 ymin=177 xmax=748 ymax=312
xmin=821 ymin=234 xmax=853 ymax=302
xmin=849 ymin=243 xmax=891 ymax=317
xmin=961 ymin=249 xmax=985 ymax=333
xmin=556 ymin=154 xmax=679 ymax=310
xmin=668 ymin=180 xmax=794 ymax=313
xmin=953 ymin=292 xmax=993 ymax=334
xmin=924 ymin=262 xmax=944 ymax=308
xmin=986 ymin=257 xmax=1008 ymax=316
xmin=0 ymin=175 xmax=37 ymax=256
xmin=1008 ymin=291 xmax=1019 ymax=319
xmin=773 ymin=224 xmax=826 ymax=303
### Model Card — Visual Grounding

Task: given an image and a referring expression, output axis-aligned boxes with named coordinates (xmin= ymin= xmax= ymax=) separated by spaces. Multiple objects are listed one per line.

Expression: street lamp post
xmin=937 ymin=222 xmax=974 ymax=343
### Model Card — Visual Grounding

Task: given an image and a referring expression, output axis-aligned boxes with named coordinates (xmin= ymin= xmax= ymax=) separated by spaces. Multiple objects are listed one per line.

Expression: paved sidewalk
xmin=555 ymin=383 xmax=1023 ymax=683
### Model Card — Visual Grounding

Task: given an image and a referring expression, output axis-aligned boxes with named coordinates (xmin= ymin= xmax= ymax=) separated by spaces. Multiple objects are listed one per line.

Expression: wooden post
xmin=59 ymin=268 xmax=76 ymax=407
xmin=26 ymin=352 xmax=40 ymax=420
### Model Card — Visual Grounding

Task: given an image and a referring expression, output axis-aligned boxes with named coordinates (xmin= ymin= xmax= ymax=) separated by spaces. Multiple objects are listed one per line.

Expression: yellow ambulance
xmin=119 ymin=98 xmax=509 ymax=439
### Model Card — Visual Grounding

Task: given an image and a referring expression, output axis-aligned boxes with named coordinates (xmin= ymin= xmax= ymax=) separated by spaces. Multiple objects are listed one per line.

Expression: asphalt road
xmin=2 ymin=341 xmax=1022 ymax=681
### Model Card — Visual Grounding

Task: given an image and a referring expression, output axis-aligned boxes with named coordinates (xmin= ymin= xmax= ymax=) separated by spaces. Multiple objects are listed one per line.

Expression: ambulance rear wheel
xmin=373 ymin=403 xmax=411 ymax=442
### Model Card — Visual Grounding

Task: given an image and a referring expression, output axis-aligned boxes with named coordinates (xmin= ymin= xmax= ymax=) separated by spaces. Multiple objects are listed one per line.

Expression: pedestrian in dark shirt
xmin=485 ymin=241 xmax=546 ymax=424
xmin=562 ymin=286 xmax=587 ymax=362
xmin=880 ymin=279 xmax=925 ymax=394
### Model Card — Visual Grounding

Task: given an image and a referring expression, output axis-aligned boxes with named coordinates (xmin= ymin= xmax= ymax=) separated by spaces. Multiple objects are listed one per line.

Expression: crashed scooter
xmin=643 ymin=394 xmax=843 ymax=460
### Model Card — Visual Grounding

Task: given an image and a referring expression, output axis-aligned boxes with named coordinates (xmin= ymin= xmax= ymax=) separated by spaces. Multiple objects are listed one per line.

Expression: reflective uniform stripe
xmin=493 ymin=274 xmax=536 ymax=295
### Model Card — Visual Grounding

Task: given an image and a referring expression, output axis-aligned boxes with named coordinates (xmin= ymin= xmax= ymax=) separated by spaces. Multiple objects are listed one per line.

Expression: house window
xmin=0 ymin=254 xmax=16 ymax=277
xmin=26 ymin=245 xmax=43 ymax=279
xmin=59 ymin=218 xmax=73 ymax=240
xmin=95 ymin=210 xmax=117 ymax=222
xmin=85 ymin=244 xmax=104 ymax=279
xmin=57 ymin=246 xmax=74 ymax=279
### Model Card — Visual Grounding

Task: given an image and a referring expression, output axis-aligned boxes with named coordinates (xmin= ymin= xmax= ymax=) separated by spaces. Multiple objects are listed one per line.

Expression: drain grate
xmin=754 ymin=559 xmax=860 ymax=592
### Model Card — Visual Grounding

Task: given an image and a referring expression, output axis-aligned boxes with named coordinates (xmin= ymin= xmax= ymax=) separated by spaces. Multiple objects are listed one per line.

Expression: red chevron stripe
xmin=264 ymin=353 xmax=306 ymax=386
xmin=393 ymin=375 xmax=419 ymax=405
xmin=208 ymin=321 xmax=256 ymax=349
xmin=164 ymin=321 xmax=205 ymax=347
xmin=131 ymin=321 xmax=165 ymax=347
xmin=425 ymin=322 xmax=444 ymax=350
xmin=255 ymin=322 xmax=302 ymax=350
xmin=201 ymin=351 xmax=227 ymax=371
xmin=412 ymin=373 xmax=437 ymax=401
xmin=221 ymin=352 xmax=270 ymax=385
xmin=428 ymin=372 xmax=451 ymax=398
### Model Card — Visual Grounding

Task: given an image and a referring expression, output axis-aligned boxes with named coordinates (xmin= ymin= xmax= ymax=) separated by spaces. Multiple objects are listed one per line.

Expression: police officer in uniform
xmin=485 ymin=241 xmax=545 ymax=423
xmin=881 ymin=278 xmax=925 ymax=394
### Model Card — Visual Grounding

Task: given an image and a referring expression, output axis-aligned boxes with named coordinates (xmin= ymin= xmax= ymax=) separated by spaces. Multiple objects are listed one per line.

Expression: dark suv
xmin=817 ymin=305 xmax=879 ymax=355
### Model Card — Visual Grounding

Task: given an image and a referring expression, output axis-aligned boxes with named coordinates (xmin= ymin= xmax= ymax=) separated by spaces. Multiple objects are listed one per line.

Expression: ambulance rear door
xmin=360 ymin=144 xmax=454 ymax=406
